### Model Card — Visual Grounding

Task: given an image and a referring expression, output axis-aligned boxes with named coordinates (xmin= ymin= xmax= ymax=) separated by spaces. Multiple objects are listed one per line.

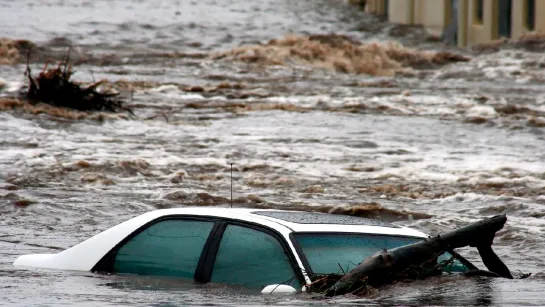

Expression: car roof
xmin=148 ymin=207 xmax=429 ymax=238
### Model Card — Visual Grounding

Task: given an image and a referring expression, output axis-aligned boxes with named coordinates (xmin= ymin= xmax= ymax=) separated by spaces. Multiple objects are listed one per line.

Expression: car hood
xmin=13 ymin=253 xmax=59 ymax=269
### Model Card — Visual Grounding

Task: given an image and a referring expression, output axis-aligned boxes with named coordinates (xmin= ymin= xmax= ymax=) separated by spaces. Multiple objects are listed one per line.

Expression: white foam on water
xmin=360 ymin=94 xmax=487 ymax=119
xmin=265 ymin=95 xmax=332 ymax=107
xmin=465 ymin=105 xmax=498 ymax=118
xmin=144 ymin=85 xmax=206 ymax=101
xmin=0 ymin=80 xmax=23 ymax=94
xmin=465 ymin=175 xmax=545 ymax=186
xmin=147 ymin=84 xmax=180 ymax=93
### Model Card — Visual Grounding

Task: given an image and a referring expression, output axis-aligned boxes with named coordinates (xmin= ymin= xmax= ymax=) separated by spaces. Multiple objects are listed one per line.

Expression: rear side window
xmin=210 ymin=224 xmax=300 ymax=289
xmin=294 ymin=234 xmax=421 ymax=274
xmin=113 ymin=219 xmax=214 ymax=278
xmin=294 ymin=233 xmax=472 ymax=274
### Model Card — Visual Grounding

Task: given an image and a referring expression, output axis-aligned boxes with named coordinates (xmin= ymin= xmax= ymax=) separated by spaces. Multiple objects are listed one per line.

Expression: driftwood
xmin=324 ymin=214 xmax=512 ymax=297
xmin=23 ymin=48 xmax=132 ymax=114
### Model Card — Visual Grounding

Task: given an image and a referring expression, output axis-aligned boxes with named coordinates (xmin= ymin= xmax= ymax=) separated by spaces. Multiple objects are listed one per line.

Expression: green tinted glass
xmin=211 ymin=225 xmax=300 ymax=289
xmin=294 ymin=234 xmax=471 ymax=274
xmin=114 ymin=219 xmax=214 ymax=278
xmin=295 ymin=234 xmax=421 ymax=274
xmin=438 ymin=251 xmax=471 ymax=273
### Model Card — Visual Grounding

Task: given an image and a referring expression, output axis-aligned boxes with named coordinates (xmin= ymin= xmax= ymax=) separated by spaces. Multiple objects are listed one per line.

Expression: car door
xmin=93 ymin=217 xmax=218 ymax=280
xmin=204 ymin=222 xmax=303 ymax=290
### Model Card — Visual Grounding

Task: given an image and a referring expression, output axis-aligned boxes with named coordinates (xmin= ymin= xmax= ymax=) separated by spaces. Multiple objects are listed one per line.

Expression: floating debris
xmin=22 ymin=48 xmax=133 ymax=114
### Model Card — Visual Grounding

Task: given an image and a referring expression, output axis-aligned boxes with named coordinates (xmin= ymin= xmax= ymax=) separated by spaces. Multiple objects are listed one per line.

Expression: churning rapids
xmin=1 ymin=0 xmax=545 ymax=306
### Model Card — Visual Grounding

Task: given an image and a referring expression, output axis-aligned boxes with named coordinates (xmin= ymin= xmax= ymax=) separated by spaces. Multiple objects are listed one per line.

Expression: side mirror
xmin=261 ymin=284 xmax=297 ymax=295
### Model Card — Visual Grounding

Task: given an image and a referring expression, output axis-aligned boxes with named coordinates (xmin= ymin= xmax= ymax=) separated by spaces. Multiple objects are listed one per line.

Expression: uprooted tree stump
xmin=23 ymin=48 xmax=132 ymax=114
xmin=314 ymin=214 xmax=521 ymax=298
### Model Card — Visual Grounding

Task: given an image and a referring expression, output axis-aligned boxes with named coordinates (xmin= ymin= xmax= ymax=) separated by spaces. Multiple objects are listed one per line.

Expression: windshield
xmin=293 ymin=233 xmax=471 ymax=275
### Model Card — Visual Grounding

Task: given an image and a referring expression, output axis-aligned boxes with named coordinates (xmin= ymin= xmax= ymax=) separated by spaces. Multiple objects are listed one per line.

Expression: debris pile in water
xmin=307 ymin=256 xmax=447 ymax=297
xmin=212 ymin=34 xmax=470 ymax=76
xmin=23 ymin=49 xmax=132 ymax=114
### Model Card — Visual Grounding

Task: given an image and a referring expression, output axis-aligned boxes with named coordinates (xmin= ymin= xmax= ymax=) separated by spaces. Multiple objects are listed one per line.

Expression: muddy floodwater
xmin=1 ymin=0 xmax=545 ymax=306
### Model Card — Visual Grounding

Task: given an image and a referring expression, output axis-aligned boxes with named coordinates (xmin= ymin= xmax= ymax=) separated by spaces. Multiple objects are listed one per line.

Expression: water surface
xmin=1 ymin=0 xmax=545 ymax=306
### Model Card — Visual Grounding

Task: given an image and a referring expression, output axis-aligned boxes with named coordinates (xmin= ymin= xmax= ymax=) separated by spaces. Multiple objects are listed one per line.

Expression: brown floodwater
xmin=1 ymin=0 xmax=545 ymax=306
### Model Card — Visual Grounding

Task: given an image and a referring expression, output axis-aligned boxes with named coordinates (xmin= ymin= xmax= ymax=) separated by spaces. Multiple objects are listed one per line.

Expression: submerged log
xmin=325 ymin=214 xmax=511 ymax=297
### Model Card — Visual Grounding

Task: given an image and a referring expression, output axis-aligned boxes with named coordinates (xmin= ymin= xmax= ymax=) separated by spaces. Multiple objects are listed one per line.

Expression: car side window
xmin=113 ymin=219 xmax=214 ymax=278
xmin=210 ymin=224 xmax=300 ymax=289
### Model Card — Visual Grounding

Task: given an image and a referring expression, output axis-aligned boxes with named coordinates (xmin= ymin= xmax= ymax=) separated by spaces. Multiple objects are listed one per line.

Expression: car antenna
xmin=230 ymin=163 xmax=233 ymax=208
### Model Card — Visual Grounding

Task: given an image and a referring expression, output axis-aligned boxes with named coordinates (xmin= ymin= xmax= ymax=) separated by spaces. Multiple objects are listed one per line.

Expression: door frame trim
xmin=200 ymin=219 xmax=306 ymax=287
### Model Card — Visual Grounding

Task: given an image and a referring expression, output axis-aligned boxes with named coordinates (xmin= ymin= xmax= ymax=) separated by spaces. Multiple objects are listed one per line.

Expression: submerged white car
xmin=13 ymin=208 xmax=475 ymax=293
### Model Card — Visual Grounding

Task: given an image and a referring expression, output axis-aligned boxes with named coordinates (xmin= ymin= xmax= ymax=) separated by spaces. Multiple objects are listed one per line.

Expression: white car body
xmin=13 ymin=208 xmax=429 ymax=292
